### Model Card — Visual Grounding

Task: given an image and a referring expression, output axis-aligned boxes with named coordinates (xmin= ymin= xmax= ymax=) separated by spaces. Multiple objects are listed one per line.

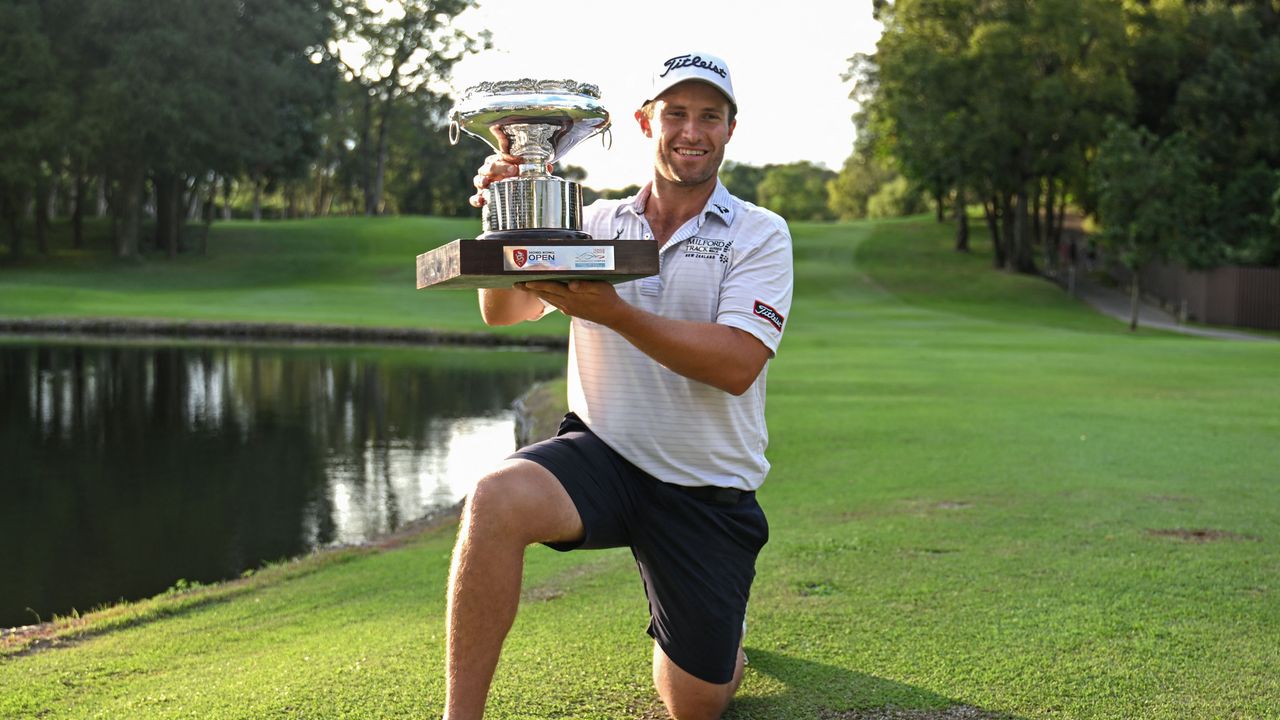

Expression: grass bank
xmin=0 ymin=216 xmax=568 ymax=338
xmin=2 ymin=217 xmax=1277 ymax=718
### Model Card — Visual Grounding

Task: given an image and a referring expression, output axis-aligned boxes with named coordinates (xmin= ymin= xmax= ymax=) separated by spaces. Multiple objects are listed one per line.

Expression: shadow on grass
xmin=729 ymin=649 xmax=1022 ymax=720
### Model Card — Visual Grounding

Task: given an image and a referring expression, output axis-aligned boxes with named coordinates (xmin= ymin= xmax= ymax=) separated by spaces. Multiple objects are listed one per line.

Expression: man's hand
xmin=517 ymin=280 xmax=626 ymax=326
xmin=469 ymin=153 xmax=521 ymax=208
xmin=469 ymin=154 xmax=554 ymax=208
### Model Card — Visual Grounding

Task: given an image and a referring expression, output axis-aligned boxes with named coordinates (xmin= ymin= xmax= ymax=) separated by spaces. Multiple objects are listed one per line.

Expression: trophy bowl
xmin=416 ymin=78 xmax=659 ymax=290
xmin=451 ymin=79 xmax=609 ymax=238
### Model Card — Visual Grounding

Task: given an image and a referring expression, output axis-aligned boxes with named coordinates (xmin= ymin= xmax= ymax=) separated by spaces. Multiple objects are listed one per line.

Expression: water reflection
xmin=0 ymin=341 xmax=563 ymax=628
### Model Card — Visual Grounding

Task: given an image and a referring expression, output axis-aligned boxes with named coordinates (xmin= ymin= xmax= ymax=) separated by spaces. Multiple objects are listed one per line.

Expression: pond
xmin=0 ymin=339 xmax=564 ymax=629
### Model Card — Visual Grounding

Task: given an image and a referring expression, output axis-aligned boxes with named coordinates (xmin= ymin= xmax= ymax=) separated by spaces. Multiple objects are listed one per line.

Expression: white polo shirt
xmin=560 ymin=180 xmax=793 ymax=491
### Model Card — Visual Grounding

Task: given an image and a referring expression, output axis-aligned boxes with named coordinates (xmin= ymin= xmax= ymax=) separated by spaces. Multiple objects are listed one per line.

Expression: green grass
xmin=0 ymin=216 xmax=568 ymax=337
xmin=2 ymin=217 xmax=1278 ymax=719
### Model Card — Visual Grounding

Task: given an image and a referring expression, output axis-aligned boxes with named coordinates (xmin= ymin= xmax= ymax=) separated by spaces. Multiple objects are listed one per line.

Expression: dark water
xmin=0 ymin=340 xmax=563 ymax=628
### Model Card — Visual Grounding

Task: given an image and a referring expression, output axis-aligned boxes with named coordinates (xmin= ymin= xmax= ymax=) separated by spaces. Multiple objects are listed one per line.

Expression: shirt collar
xmin=616 ymin=180 xmax=737 ymax=228
xmin=703 ymin=180 xmax=736 ymax=227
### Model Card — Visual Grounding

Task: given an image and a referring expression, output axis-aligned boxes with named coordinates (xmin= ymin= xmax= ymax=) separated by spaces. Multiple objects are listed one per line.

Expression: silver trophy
xmin=417 ymin=79 xmax=658 ymax=289
xmin=452 ymin=79 xmax=608 ymax=239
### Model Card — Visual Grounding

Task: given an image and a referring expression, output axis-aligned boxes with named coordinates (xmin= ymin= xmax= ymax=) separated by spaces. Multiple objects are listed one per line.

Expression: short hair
xmin=640 ymin=96 xmax=737 ymax=126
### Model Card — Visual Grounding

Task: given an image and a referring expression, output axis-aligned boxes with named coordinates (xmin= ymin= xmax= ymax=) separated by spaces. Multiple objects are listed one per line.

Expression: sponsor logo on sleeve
xmin=754 ymin=300 xmax=785 ymax=331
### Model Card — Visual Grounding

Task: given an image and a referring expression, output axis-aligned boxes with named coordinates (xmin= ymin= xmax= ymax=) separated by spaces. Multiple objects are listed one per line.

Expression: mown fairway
xmin=1 ymin=217 xmax=1277 ymax=719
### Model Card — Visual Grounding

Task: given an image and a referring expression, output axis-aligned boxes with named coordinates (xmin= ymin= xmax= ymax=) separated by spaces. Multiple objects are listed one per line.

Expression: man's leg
xmin=443 ymin=459 xmax=584 ymax=720
xmin=652 ymin=641 xmax=746 ymax=720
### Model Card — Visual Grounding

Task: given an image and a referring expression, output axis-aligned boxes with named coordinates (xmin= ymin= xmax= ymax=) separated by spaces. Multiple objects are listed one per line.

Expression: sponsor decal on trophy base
xmin=503 ymin=246 xmax=615 ymax=272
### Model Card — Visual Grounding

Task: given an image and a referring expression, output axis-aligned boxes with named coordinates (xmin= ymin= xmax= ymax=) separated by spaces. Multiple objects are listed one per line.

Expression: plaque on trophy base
xmin=416 ymin=237 xmax=658 ymax=289
xmin=417 ymin=79 xmax=658 ymax=290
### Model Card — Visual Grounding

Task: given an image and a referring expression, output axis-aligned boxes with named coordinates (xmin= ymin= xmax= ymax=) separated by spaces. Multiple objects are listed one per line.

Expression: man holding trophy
xmin=442 ymin=51 xmax=793 ymax=720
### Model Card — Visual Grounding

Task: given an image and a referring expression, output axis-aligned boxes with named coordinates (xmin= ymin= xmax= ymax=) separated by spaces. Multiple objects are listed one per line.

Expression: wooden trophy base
xmin=417 ymin=238 xmax=659 ymax=290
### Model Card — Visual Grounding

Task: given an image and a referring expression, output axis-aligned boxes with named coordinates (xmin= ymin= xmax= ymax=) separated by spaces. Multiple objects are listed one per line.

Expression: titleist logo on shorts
xmin=754 ymin=301 xmax=785 ymax=331
xmin=660 ymin=54 xmax=728 ymax=79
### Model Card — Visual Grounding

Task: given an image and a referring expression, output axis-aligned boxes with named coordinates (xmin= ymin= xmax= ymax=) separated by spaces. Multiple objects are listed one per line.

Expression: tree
xmin=719 ymin=161 xmax=769 ymax=205
xmin=330 ymin=0 xmax=487 ymax=216
xmin=230 ymin=0 xmax=337 ymax=225
xmin=383 ymin=89 xmax=489 ymax=217
xmin=40 ymin=0 xmax=101 ymax=250
xmin=756 ymin=162 xmax=837 ymax=221
xmin=826 ymin=152 xmax=895 ymax=221
xmin=861 ymin=0 xmax=1132 ymax=271
xmin=1166 ymin=2 xmax=1280 ymax=267
xmin=1091 ymin=122 xmax=1206 ymax=330
xmin=0 ymin=1 xmax=62 ymax=260
xmin=68 ymin=0 xmax=336 ymax=256
xmin=866 ymin=176 xmax=928 ymax=219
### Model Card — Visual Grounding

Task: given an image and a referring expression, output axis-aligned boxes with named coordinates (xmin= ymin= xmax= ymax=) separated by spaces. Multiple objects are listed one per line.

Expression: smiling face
xmin=637 ymin=81 xmax=736 ymax=190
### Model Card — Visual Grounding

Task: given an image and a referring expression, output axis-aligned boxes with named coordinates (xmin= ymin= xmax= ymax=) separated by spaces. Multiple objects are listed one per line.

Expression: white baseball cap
xmin=645 ymin=51 xmax=737 ymax=111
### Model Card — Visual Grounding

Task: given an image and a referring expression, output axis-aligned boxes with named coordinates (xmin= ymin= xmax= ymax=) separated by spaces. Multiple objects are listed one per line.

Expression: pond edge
xmin=0 ymin=317 xmax=568 ymax=350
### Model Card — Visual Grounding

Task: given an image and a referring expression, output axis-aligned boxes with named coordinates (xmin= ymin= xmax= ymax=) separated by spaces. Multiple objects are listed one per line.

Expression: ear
xmin=726 ymin=118 xmax=737 ymax=142
xmin=635 ymin=109 xmax=653 ymax=138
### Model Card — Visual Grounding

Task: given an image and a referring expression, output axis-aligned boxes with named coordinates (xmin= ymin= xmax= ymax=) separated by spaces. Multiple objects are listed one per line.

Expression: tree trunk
xmin=201 ymin=179 xmax=215 ymax=256
xmin=252 ymin=171 xmax=263 ymax=222
xmin=1001 ymin=194 xmax=1018 ymax=271
xmin=1129 ymin=271 xmax=1141 ymax=331
xmin=72 ymin=160 xmax=86 ymax=250
xmin=934 ymin=184 xmax=945 ymax=223
xmin=360 ymin=90 xmax=375 ymax=216
xmin=168 ymin=176 xmax=182 ymax=258
xmin=221 ymin=176 xmax=233 ymax=221
xmin=1030 ymin=180 xmax=1042 ymax=259
xmin=155 ymin=172 xmax=175 ymax=255
xmin=316 ymin=168 xmax=332 ymax=217
xmin=34 ymin=178 xmax=50 ymax=255
xmin=96 ymin=176 xmax=108 ymax=217
xmin=1053 ymin=194 xmax=1066 ymax=249
xmin=372 ymin=100 xmax=390 ymax=217
xmin=116 ymin=169 xmax=144 ymax=258
xmin=184 ymin=175 xmax=202 ymax=221
xmin=984 ymin=197 xmax=1005 ymax=268
xmin=954 ymin=186 xmax=969 ymax=252
xmin=49 ymin=178 xmax=61 ymax=219
xmin=1011 ymin=189 xmax=1037 ymax=274
xmin=2 ymin=189 xmax=23 ymax=260
xmin=1043 ymin=178 xmax=1057 ymax=270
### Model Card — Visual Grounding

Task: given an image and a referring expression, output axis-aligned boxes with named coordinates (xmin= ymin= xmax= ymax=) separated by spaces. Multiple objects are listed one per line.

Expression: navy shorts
xmin=510 ymin=413 xmax=769 ymax=685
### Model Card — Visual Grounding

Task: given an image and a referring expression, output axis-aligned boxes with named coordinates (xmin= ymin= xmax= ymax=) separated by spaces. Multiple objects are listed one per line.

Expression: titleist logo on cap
xmin=660 ymin=54 xmax=728 ymax=79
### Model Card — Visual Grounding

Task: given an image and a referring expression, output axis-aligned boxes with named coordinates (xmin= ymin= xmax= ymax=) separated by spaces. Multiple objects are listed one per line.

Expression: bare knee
xmin=461 ymin=460 xmax=582 ymax=546
xmin=653 ymin=643 xmax=740 ymax=720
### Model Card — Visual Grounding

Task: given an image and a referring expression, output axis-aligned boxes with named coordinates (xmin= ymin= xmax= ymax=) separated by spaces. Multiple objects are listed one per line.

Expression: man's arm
xmin=519 ymin=280 xmax=771 ymax=395
xmin=478 ymin=287 xmax=546 ymax=326
xmin=469 ymin=153 xmax=551 ymax=326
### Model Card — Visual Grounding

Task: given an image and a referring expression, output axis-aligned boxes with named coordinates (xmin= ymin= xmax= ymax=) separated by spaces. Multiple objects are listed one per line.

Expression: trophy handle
xmin=449 ymin=120 xmax=461 ymax=146
xmin=599 ymin=126 xmax=613 ymax=151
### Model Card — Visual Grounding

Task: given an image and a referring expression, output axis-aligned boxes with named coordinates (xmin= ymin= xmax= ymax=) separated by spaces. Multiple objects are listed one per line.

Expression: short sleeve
xmin=715 ymin=222 xmax=793 ymax=354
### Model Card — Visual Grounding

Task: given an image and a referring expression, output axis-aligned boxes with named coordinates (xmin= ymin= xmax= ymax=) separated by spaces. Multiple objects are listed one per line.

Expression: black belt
xmin=672 ymin=484 xmax=752 ymax=506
